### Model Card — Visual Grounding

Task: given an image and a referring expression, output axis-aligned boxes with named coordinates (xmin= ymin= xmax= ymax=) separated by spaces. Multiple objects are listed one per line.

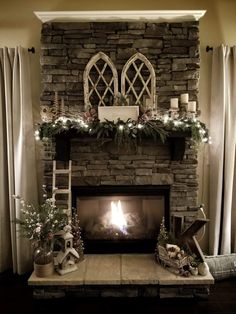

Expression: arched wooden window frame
xmin=83 ymin=52 xmax=118 ymax=109
xmin=121 ymin=52 xmax=156 ymax=109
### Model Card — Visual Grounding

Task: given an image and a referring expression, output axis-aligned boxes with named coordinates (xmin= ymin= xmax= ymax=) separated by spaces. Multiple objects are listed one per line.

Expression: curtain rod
xmin=28 ymin=47 xmax=35 ymax=53
xmin=28 ymin=45 xmax=213 ymax=54
xmin=206 ymin=45 xmax=213 ymax=52
xmin=28 ymin=46 xmax=213 ymax=54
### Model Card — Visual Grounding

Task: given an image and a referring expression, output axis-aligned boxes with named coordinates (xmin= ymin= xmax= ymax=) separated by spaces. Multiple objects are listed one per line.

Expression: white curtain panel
xmin=209 ymin=45 xmax=236 ymax=255
xmin=0 ymin=46 xmax=38 ymax=274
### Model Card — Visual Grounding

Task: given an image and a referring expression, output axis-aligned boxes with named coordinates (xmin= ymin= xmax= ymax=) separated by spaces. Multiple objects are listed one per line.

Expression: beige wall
xmin=1 ymin=0 xmax=236 ymax=252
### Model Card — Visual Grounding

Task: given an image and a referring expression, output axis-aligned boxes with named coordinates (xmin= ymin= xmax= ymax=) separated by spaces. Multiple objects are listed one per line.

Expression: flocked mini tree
xmin=71 ymin=212 xmax=84 ymax=262
xmin=155 ymin=216 xmax=169 ymax=261
xmin=157 ymin=217 xmax=169 ymax=246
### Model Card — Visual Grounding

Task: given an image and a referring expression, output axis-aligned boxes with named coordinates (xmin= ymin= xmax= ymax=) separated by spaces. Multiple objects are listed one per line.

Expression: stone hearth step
xmin=28 ymin=254 xmax=214 ymax=299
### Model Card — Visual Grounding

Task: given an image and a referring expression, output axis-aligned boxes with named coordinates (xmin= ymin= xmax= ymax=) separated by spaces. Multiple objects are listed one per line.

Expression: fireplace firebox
xmin=72 ymin=185 xmax=170 ymax=253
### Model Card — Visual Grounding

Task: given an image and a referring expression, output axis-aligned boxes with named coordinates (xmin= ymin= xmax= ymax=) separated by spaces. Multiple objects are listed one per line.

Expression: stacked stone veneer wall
xmin=40 ymin=21 xmax=200 ymax=110
xmin=41 ymin=21 xmax=200 ymax=228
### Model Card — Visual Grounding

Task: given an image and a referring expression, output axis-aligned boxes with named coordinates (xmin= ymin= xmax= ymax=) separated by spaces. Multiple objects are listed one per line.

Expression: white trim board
xmin=34 ymin=10 xmax=206 ymax=23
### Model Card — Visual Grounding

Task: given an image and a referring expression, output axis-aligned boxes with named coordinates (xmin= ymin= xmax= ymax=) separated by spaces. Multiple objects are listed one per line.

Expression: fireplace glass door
xmin=73 ymin=186 xmax=169 ymax=253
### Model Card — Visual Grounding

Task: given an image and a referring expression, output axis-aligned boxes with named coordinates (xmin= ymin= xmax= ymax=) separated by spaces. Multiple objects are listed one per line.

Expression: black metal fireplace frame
xmin=72 ymin=185 xmax=170 ymax=253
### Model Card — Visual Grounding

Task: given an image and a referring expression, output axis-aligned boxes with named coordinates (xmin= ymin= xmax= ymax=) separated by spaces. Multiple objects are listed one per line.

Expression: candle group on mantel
xmin=170 ymin=93 xmax=196 ymax=112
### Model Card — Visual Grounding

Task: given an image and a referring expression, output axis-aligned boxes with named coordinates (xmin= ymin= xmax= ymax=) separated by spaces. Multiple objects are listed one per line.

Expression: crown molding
xmin=34 ymin=10 xmax=206 ymax=23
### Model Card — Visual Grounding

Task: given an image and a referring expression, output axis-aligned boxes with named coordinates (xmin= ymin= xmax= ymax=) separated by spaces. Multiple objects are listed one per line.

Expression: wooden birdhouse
xmin=55 ymin=225 xmax=79 ymax=275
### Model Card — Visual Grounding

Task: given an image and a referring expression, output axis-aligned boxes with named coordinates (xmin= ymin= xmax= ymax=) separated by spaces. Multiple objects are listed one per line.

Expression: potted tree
xmin=13 ymin=192 xmax=67 ymax=277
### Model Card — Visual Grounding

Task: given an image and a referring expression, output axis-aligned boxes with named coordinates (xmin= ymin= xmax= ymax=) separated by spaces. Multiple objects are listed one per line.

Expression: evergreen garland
xmin=37 ymin=115 xmax=209 ymax=148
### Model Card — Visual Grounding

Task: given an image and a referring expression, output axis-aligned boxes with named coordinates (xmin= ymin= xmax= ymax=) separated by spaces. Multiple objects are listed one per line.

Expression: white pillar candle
xmin=188 ymin=101 xmax=197 ymax=112
xmin=180 ymin=93 xmax=189 ymax=103
xmin=170 ymin=98 xmax=179 ymax=109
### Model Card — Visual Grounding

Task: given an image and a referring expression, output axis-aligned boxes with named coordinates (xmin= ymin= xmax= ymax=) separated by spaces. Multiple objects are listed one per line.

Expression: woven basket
xmin=157 ymin=245 xmax=189 ymax=270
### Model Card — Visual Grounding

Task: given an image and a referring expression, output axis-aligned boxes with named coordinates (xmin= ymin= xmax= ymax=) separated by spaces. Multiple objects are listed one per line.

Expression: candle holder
xmin=169 ymin=108 xmax=179 ymax=119
xmin=179 ymin=103 xmax=188 ymax=118
xmin=150 ymin=108 xmax=162 ymax=120
xmin=150 ymin=109 xmax=157 ymax=120
xmin=186 ymin=111 xmax=197 ymax=119
xmin=187 ymin=109 xmax=200 ymax=119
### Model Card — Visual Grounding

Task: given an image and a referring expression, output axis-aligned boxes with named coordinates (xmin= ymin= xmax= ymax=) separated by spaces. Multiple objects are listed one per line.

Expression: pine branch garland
xmin=37 ymin=115 xmax=209 ymax=147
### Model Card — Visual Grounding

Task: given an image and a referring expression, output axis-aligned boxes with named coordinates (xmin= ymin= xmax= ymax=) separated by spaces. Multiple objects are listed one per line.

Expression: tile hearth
xmin=28 ymin=254 xmax=214 ymax=298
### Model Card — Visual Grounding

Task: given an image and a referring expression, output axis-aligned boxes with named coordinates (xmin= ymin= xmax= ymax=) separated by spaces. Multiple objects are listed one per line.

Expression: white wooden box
xmin=98 ymin=106 xmax=139 ymax=122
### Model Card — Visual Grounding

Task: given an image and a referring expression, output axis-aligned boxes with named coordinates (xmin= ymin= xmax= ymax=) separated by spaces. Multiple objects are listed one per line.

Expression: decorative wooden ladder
xmin=52 ymin=160 xmax=72 ymax=220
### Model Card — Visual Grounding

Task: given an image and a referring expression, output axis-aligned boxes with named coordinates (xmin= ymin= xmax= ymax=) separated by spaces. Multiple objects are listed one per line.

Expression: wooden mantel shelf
xmin=34 ymin=10 xmax=206 ymax=23
xmin=55 ymin=130 xmax=191 ymax=162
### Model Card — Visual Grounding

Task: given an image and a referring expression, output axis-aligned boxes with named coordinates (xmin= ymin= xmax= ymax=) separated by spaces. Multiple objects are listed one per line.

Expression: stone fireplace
xmin=29 ymin=11 xmax=215 ymax=299
xmin=41 ymin=16 xmax=200 ymax=253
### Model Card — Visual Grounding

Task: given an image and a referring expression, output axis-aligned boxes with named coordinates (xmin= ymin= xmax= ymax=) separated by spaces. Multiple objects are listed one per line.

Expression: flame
xmin=110 ymin=200 xmax=127 ymax=233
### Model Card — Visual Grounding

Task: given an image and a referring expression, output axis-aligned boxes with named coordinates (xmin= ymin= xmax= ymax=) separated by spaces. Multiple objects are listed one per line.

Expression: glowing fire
xmin=110 ymin=200 xmax=127 ymax=233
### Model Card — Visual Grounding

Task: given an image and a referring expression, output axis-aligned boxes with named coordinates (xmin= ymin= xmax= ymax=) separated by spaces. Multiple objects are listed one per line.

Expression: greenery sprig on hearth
xmin=35 ymin=115 xmax=209 ymax=148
